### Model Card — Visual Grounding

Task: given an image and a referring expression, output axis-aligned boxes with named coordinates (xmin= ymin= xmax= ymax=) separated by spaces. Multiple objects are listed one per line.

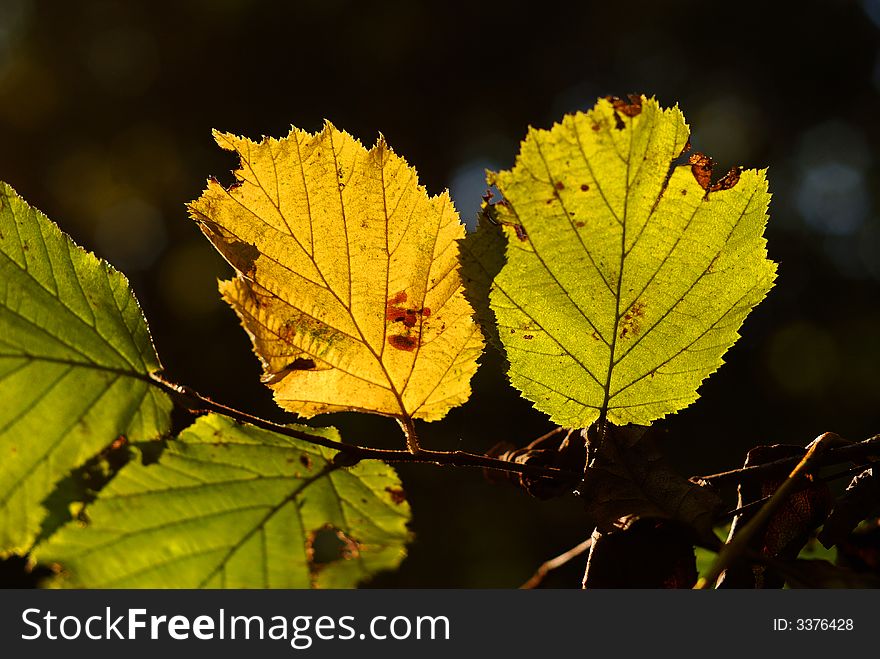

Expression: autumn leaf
xmin=0 ymin=182 xmax=171 ymax=553
xmin=189 ymin=125 xmax=483 ymax=444
xmin=464 ymin=95 xmax=776 ymax=427
xmin=36 ymin=414 xmax=411 ymax=588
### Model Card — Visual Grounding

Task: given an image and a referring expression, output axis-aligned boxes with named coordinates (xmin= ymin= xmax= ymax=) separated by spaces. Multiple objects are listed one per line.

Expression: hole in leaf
xmin=307 ymin=525 xmax=360 ymax=571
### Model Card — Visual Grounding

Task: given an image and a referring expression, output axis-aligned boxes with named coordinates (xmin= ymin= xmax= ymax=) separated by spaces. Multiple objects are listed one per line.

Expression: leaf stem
xmin=398 ymin=416 xmax=421 ymax=454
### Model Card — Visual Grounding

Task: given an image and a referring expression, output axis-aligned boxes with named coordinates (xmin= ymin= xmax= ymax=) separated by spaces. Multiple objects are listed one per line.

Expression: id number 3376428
xmin=773 ymin=618 xmax=854 ymax=631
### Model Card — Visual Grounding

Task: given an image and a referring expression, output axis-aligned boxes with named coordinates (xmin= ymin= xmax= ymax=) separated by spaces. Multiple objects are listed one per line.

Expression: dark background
xmin=0 ymin=0 xmax=877 ymax=587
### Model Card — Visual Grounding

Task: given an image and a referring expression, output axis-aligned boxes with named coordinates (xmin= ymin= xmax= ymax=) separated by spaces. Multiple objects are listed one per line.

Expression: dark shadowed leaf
xmin=582 ymin=518 xmax=698 ymax=588
xmin=769 ymin=559 xmax=880 ymax=588
xmin=578 ymin=424 xmax=723 ymax=543
xmin=835 ymin=518 xmax=880 ymax=576
xmin=488 ymin=428 xmax=586 ymax=499
xmin=819 ymin=468 xmax=880 ymax=548
xmin=718 ymin=445 xmax=832 ymax=588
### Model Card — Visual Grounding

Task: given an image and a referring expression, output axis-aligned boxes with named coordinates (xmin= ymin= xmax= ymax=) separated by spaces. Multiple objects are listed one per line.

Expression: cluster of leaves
xmin=1 ymin=95 xmax=877 ymax=588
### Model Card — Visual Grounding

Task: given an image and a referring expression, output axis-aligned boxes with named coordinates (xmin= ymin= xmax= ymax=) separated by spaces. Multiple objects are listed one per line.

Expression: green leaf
xmin=37 ymin=414 xmax=412 ymax=588
xmin=470 ymin=96 xmax=776 ymax=427
xmin=0 ymin=182 xmax=171 ymax=553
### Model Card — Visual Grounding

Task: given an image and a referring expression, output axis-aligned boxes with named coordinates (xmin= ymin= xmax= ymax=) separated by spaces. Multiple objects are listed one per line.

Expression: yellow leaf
xmin=188 ymin=124 xmax=483 ymax=435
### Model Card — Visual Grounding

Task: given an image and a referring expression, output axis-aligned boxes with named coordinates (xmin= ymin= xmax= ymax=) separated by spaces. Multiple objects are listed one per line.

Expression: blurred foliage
xmin=0 ymin=0 xmax=878 ymax=587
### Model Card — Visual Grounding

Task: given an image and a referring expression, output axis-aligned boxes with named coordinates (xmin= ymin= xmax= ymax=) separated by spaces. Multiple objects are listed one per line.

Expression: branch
xmin=714 ymin=464 xmax=865 ymax=524
xmin=698 ymin=434 xmax=880 ymax=486
xmin=695 ymin=432 xmax=838 ymax=589
xmin=520 ymin=537 xmax=593 ymax=589
xmin=150 ymin=373 xmax=576 ymax=481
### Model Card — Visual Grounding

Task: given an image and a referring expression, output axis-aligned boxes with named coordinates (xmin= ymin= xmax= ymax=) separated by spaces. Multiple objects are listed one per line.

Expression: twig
xmin=716 ymin=493 xmax=772 ymax=524
xmin=714 ymin=464 xmax=865 ymax=523
xmin=520 ymin=538 xmax=593 ymax=589
xmin=695 ymin=433 xmax=838 ymax=589
xmin=698 ymin=434 xmax=880 ymax=486
xmin=150 ymin=373 xmax=577 ymax=480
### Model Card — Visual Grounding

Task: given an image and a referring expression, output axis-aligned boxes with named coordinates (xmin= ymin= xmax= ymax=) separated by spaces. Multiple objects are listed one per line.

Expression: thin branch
xmin=716 ymin=493 xmax=772 ymax=524
xmin=714 ymin=464 xmax=865 ymax=524
xmin=149 ymin=373 xmax=576 ymax=481
xmin=698 ymin=434 xmax=880 ymax=486
xmin=149 ymin=375 xmax=880 ymax=506
xmin=695 ymin=432 xmax=838 ymax=589
xmin=520 ymin=537 xmax=593 ymax=589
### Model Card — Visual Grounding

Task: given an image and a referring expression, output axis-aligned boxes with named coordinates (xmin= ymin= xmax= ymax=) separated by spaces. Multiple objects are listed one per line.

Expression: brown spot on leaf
xmin=619 ymin=301 xmax=647 ymax=340
xmin=591 ymin=122 xmax=601 ymax=132
xmin=580 ymin=183 xmax=590 ymax=191
xmin=612 ymin=111 xmax=626 ymax=131
xmin=554 ymin=181 xmax=565 ymax=190
xmin=300 ymin=454 xmax=313 ymax=470
xmin=385 ymin=290 xmax=407 ymax=313
xmin=575 ymin=221 xmax=585 ymax=228
xmin=385 ymin=291 xmax=429 ymax=329
xmin=688 ymin=153 xmax=714 ymax=191
xmin=385 ymin=486 xmax=406 ymax=505
xmin=523 ymin=334 xmax=534 ymax=340
xmin=609 ymin=94 xmax=643 ymax=117
xmin=386 ymin=291 xmax=429 ymax=350
xmin=710 ymin=166 xmax=742 ymax=191
xmin=389 ymin=334 xmax=418 ymax=351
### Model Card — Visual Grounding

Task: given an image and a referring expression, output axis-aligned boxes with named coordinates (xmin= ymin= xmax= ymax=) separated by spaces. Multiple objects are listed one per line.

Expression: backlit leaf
xmin=0 ymin=182 xmax=171 ymax=553
xmin=37 ymin=414 xmax=411 ymax=588
xmin=188 ymin=125 xmax=483 ymax=424
xmin=467 ymin=96 xmax=776 ymax=427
